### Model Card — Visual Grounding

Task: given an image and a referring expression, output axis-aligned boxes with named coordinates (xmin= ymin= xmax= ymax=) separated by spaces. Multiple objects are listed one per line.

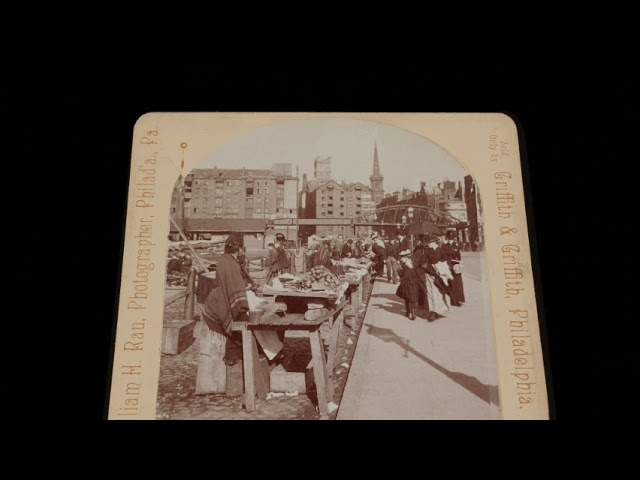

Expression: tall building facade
xmin=303 ymin=180 xmax=375 ymax=239
xmin=171 ymin=163 xmax=298 ymax=221
xmin=370 ymin=143 xmax=385 ymax=205
xmin=314 ymin=156 xmax=332 ymax=182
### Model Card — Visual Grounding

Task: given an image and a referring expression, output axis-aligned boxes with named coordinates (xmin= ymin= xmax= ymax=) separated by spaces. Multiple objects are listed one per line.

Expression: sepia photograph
xmin=108 ymin=113 xmax=548 ymax=420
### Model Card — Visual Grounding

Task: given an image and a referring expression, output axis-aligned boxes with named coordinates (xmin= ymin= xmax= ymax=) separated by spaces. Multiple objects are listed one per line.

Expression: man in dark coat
xmin=397 ymin=232 xmax=410 ymax=253
xmin=441 ymin=230 xmax=464 ymax=306
xmin=371 ymin=232 xmax=386 ymax=277
xmin=342 ymin=239 xmax=354 ymax=258
xmin=315 ymin=239 xmax=333 ymax=269
xmin=411 ymin=236 xmax=430 ymax=318
xmin=276 ymin=241 xmax=290 ymax=274
xmin=352 ymin=240 xmax=363 ymax=259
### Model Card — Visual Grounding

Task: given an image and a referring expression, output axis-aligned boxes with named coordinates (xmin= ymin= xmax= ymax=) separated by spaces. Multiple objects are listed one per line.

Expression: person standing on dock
xmin=196 ymin=233 xmax=250 ymax=394
xmin=396 ymin=249 xmax=420 ymax=320
xmin=441 ymin=230 xmax=464 ymax=306
xmin=266 ymin=242 xmax=279 ymax=285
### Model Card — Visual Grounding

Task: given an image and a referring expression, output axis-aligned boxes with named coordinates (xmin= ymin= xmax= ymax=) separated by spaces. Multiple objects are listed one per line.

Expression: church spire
xmin=370 ymin=141 xmax=384 ymax=206
xmin=373 ymin=141 xmax=380 ymax=176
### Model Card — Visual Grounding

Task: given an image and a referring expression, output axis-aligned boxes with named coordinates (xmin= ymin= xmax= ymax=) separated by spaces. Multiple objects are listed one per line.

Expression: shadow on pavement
xmin=369 ymin=293 xmax=431 ymax=320
xmin=365 ymin=323 xmax=500 ymax=406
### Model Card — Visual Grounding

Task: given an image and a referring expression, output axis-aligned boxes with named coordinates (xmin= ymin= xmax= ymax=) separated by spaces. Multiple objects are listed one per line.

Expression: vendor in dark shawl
xmin=315 ymin=239 xmax=333 ymax=269
xmin=202 ymin=233 xmax=250 ymax=365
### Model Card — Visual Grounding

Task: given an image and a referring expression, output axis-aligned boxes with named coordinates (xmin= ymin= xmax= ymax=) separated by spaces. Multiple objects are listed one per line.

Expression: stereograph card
xmin=107 ymin=112 xmax=549 ymax=420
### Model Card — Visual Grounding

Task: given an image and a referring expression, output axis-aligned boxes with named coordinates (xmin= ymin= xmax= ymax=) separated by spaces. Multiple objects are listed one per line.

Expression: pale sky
xmin=197 ymin=118 xmax=469 ymax=193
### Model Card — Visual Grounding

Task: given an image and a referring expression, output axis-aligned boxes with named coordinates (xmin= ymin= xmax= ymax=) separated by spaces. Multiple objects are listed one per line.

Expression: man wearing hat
xmin=441 ymin=230 xmax=464 ymax=306
xmin=315 ymin=238 xmax=333 ymax=269
xmin=341 ymin=238 xmax=354 ymax=258
xmin=397 ymin=232 xmax=410 ymax=253
xmin=385 ymin=238 xmax=399 ymax=284
xmin=197 ymin=233 xmax=251 ymax=393
xmin=370 ymin=232 xmax=386 ymax=277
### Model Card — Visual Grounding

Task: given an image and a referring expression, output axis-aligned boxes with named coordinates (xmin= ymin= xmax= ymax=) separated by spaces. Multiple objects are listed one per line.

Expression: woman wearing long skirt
xmin=423 ymin=235 xmax=450 ymax=321
xmin=396 ymin=249 xmax=420 ymax=320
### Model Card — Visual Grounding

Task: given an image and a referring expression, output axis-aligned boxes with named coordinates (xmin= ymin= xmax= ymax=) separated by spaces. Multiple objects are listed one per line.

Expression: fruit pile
xmin=301 ymin=266 xmax=342 ymax=292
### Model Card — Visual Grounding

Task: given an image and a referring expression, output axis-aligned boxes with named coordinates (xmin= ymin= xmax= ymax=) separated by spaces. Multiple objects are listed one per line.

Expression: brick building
xmin=302 ymin=180 xmax=375 ymax=239
xmin=171 ymin=163 xmax=299 ymax=239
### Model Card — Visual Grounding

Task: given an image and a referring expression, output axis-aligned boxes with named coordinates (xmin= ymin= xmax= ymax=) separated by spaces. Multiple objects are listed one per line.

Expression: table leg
xmin=327 ymin=311 xmax=343 ymax=372
xmin=241 ymin=326 xmax=256 ymax=412
xmin=309 ymin=329 xmax=334 ymax=410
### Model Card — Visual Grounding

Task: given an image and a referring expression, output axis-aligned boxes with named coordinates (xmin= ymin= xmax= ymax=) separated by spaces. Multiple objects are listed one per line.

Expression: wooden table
xmin=231 ymin=299 xmax=347 ymax=415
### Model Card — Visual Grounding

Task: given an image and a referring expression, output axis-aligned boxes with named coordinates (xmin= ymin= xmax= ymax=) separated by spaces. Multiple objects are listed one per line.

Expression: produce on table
xmin=297 ymin=266 xmax=344 ymax=292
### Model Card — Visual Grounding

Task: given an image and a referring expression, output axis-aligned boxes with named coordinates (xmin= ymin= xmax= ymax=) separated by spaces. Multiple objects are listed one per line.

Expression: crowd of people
xmin=336 ymin=229 xmax=465 ymax=322
xmin=395 ymin=230 xmax=465 ymax=321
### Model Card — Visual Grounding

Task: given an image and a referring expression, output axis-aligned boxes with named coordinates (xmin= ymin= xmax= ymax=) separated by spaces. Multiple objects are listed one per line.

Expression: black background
xmin=17 ymin=65 xmax=636 ymax=428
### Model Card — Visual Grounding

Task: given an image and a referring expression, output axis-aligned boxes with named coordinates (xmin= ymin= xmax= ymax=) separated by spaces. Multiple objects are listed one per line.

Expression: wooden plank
xmin=240 ymin=325 xmax=256 ymax=412
xmin=251 ymin=335 xmax=268 ymax=400
xmin=261 ymin=289 xmax=338 ymax=299
xmin=309 ymin=329 xmax=329 ymax=415
xmin=327 ymin=311 xmax=343 ymax=372
xmin=194 ymin=328 xmax=226 ymax=395
xmin=226 ymin=361 xmax=244 ymax=396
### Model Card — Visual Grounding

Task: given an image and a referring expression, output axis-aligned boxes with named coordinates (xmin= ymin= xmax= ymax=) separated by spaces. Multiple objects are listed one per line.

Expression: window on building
xmin=340 ymin=212 xmax=344 ymax=216
xmin=356 ymin=211 xmax=361 ymax=215
xmin=256 ymin=208 xmax=262 ymax=214
xmin=234 ymin=188 xmax=239 ymax=194
xmin=277 ymin=188 xmax=284 ymax=198
xmin=265 ymin=188 xmax=269 ymax=194
xmin=322 ymin=197 xmax=326 ymax=200
xmin=265 ymin=199 xmax=270 ymax=203
xmin=277 ymin=199 xmax=284 ymax=208
xmin=289 ymin=209 xmax=293 ymax=214
xmin=340 ymin=197 xmax=344 ymax=201
xmin=246 ymin=187 xmax=254 ymax=195
xmin=195 ymin=181 xmax=200 ymax=185
xmin=204 ymin=197 xmax=208 ymax=202
xmin=356 ymin=204 xmax=361 ymax=208
xmin=328 ymin=211 xmax=333 ymax=215
xmin=193 ymin=208 xmax=197 ymax=213
xmin=172 ymin=207 xmax=175 ymax=213
xmin=340 ymin=204 xmax=344 ymax=208
xmin=322 ymin=190 xmax=326 ymax=194
xmin=321 ymin=211 xmax=326 ymax=216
